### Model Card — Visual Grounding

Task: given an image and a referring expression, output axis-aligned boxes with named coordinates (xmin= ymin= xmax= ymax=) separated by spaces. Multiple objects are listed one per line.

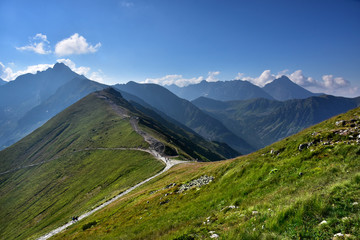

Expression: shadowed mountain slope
xmin=166 ymin=79 xmax=274 ymax=101
xmin=193 ymin=95 xmax=360 ymax=149
xmin=263 ymin=75 xmax=320 ymax=101
xmin=114 ymin=82 xmax=254 ymax=154
xmin=0 ymin=64 xmax=107 ymax=149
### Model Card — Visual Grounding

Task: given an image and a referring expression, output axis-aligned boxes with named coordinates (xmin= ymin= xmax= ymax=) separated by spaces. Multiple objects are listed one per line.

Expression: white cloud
xmin=89 ymin=70 xmax=106 ymax=84
xmin=16 ymin=33 xmax=51 ymax=54
xmin=143 ymin=71 xmax=222 ymax=87
xmin=206 ymin=71 xmax=220 ymax=82
xmin=0 ymin=62 xmax=53 ymax=81
xmin=55 ymin=33 xmax=101 ymax=56
xmin=236 ymin=69 xmax=360 ymax=97
xmin=288 ymin=70 xmax=316 ymax=87
xmin=34 ymin=33 xmax=49 ymax=43
xmin=285 ymin=70 xmax=357 ymax=96
xmin=234 ymin=72 xmax=244 ymax=80
xmin=239 ymin=70 xmax=276 ymax=87
xmin=143 ymin=74 xmax=204 ymax=87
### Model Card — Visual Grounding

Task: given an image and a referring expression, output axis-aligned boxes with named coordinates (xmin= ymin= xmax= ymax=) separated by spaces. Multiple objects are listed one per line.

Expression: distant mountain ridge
xmin=192 ymin=95 xmax=360 ymax=149
xmin=114 ymin=82 xmax=254 ymax=154
xmin=165 ymin=76 xmax=320 ymax=101
xmin=0 ymin=63 xmax=107 ymax=149
xmin=263 ymin=75 xmax=320 ymax=100
xmin=0 ymin=87 xmax=238 ymax=239
xmin=166 ymin=79 xmax=274 ymax=101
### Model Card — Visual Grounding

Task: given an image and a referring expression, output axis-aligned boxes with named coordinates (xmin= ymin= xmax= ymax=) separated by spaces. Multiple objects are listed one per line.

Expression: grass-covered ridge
xmin=0 ymin=89 xmax=165 ymax=240
xmin=0 ymin=88 xmax=238 ymax=240
xmin=53 ymin=107 xmax=360 ymax=239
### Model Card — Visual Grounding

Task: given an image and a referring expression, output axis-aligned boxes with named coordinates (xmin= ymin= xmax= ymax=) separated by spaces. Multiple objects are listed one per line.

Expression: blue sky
xmin=1 ymin=0 xmax=360 ymax=96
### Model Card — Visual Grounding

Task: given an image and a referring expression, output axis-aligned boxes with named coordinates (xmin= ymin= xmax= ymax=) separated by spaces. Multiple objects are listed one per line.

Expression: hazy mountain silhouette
xmin=193 ymin=95 xmax=360 ymax=149
xmin=166 ymin=80 xmax=274 ymax=101
xmin=263 ymin=75 xmax=320 ymax=101
xmin=0 ymin=63 xmax=106 ymax=149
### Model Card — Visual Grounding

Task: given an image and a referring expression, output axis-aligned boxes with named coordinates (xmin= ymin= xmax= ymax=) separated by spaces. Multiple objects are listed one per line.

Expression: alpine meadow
xmin=1 ymin=1 xmax=360 ymax=239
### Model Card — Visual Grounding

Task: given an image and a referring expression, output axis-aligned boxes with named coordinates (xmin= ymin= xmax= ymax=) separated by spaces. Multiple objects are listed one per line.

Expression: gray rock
xmin=178 ymin=175 xmax=214 ymax=193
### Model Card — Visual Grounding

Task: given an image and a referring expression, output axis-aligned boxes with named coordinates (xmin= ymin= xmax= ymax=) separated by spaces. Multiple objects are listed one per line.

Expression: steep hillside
xmin=166 ymin=80 xmax=274 ymax=101
xmin=0 ymin=88 xmax=238 ymax=240
xmin=263 ymin=76 xmax=319 ymax=101
xmin=53 ymin=106 xmax=360 ymax=240
xmin=193 ymin=95 xmax=360 ymax=149
xmin=114 ymin=82 xmax=254 ymax=154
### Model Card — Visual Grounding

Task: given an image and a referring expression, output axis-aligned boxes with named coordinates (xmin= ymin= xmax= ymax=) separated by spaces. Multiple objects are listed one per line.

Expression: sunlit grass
xmin=54 ymin=108 xmax=360 ymax=239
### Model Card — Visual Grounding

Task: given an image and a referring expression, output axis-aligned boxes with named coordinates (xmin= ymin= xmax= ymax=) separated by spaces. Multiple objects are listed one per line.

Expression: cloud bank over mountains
xmin=144 ymin=69 xmax=359 ymax=97
xmin=1 ymin=33 xmax=105 ymax=83
xmin=143 ymin=71 xmax=221 ymax=87
xmin=237 ymin=69 xmax=358 ymax=97
xmin=0 ymin=59 xmax=105 ymax=83
xmin=4 ymin=32 xmax=359 ymax=97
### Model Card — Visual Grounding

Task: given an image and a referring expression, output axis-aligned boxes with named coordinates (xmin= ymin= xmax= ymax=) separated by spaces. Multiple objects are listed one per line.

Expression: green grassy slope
xmin=0 ymin=88 xmax=238 ymax=240
xmin=103 ymin=87 xmax=239 ymax=161
xmin=0 ymin=89 xmax=165 ymax=240
xmin=54 ymin=107 xmax=360 ymax=239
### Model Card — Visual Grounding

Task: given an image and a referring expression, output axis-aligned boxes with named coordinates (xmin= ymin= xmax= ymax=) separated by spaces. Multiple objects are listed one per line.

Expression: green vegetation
xmin=0 ymin=88 xmax=239 ymax=240
xmin=53 ymin=107 xmax=360 ymax=239
xmin=0 ymin=90 xmax=166 ymax=240
xmin=0 ymin=90 xmax=148 ymax=172
xmin=0 ymin=150 xmax=163 ymax=240
xmin=115 ymin=82 xmax=253 ymax=154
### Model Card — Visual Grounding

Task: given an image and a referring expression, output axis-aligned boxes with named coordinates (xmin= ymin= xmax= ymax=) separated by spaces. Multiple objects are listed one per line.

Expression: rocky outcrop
xmin=177 ymin=175 xmax=214 ymax=193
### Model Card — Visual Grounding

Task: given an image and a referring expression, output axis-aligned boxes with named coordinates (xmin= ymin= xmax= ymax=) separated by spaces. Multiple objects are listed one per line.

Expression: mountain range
xmin=0 ymin=63 xmax=106 ymax=149
xmin=114 ymin=82 xmax=254 ymax=154
xmin=166 ymin=75 xmax=320 ymax=101
xmin=263 ymin=75 xmax=322 ymax=101
xmin=1 ymin=64 xmax=359 ymax=155
xmin=192 ymin=95 xmax=360 ymax=149
xmin=1 ymin=63 xmax=360 ymax=239
xmin=0 ymin=87 xmax=239 ymax=239
xmin=2 ymin=85 xmax=360 ymax=239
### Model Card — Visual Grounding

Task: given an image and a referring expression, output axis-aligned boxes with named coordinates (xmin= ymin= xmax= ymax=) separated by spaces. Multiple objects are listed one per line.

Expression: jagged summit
xmin=263 ymin=75 xmax=318 ymax=101
xmin=51 ymin=62 xmax=74 ymax=73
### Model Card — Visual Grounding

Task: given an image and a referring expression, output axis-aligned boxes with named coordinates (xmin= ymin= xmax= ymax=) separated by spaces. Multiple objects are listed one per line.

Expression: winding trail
xmin=36 ymin=96 xmax=187 ymax=240
xmin=37 ymin=150 xmax=184 ymax=240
